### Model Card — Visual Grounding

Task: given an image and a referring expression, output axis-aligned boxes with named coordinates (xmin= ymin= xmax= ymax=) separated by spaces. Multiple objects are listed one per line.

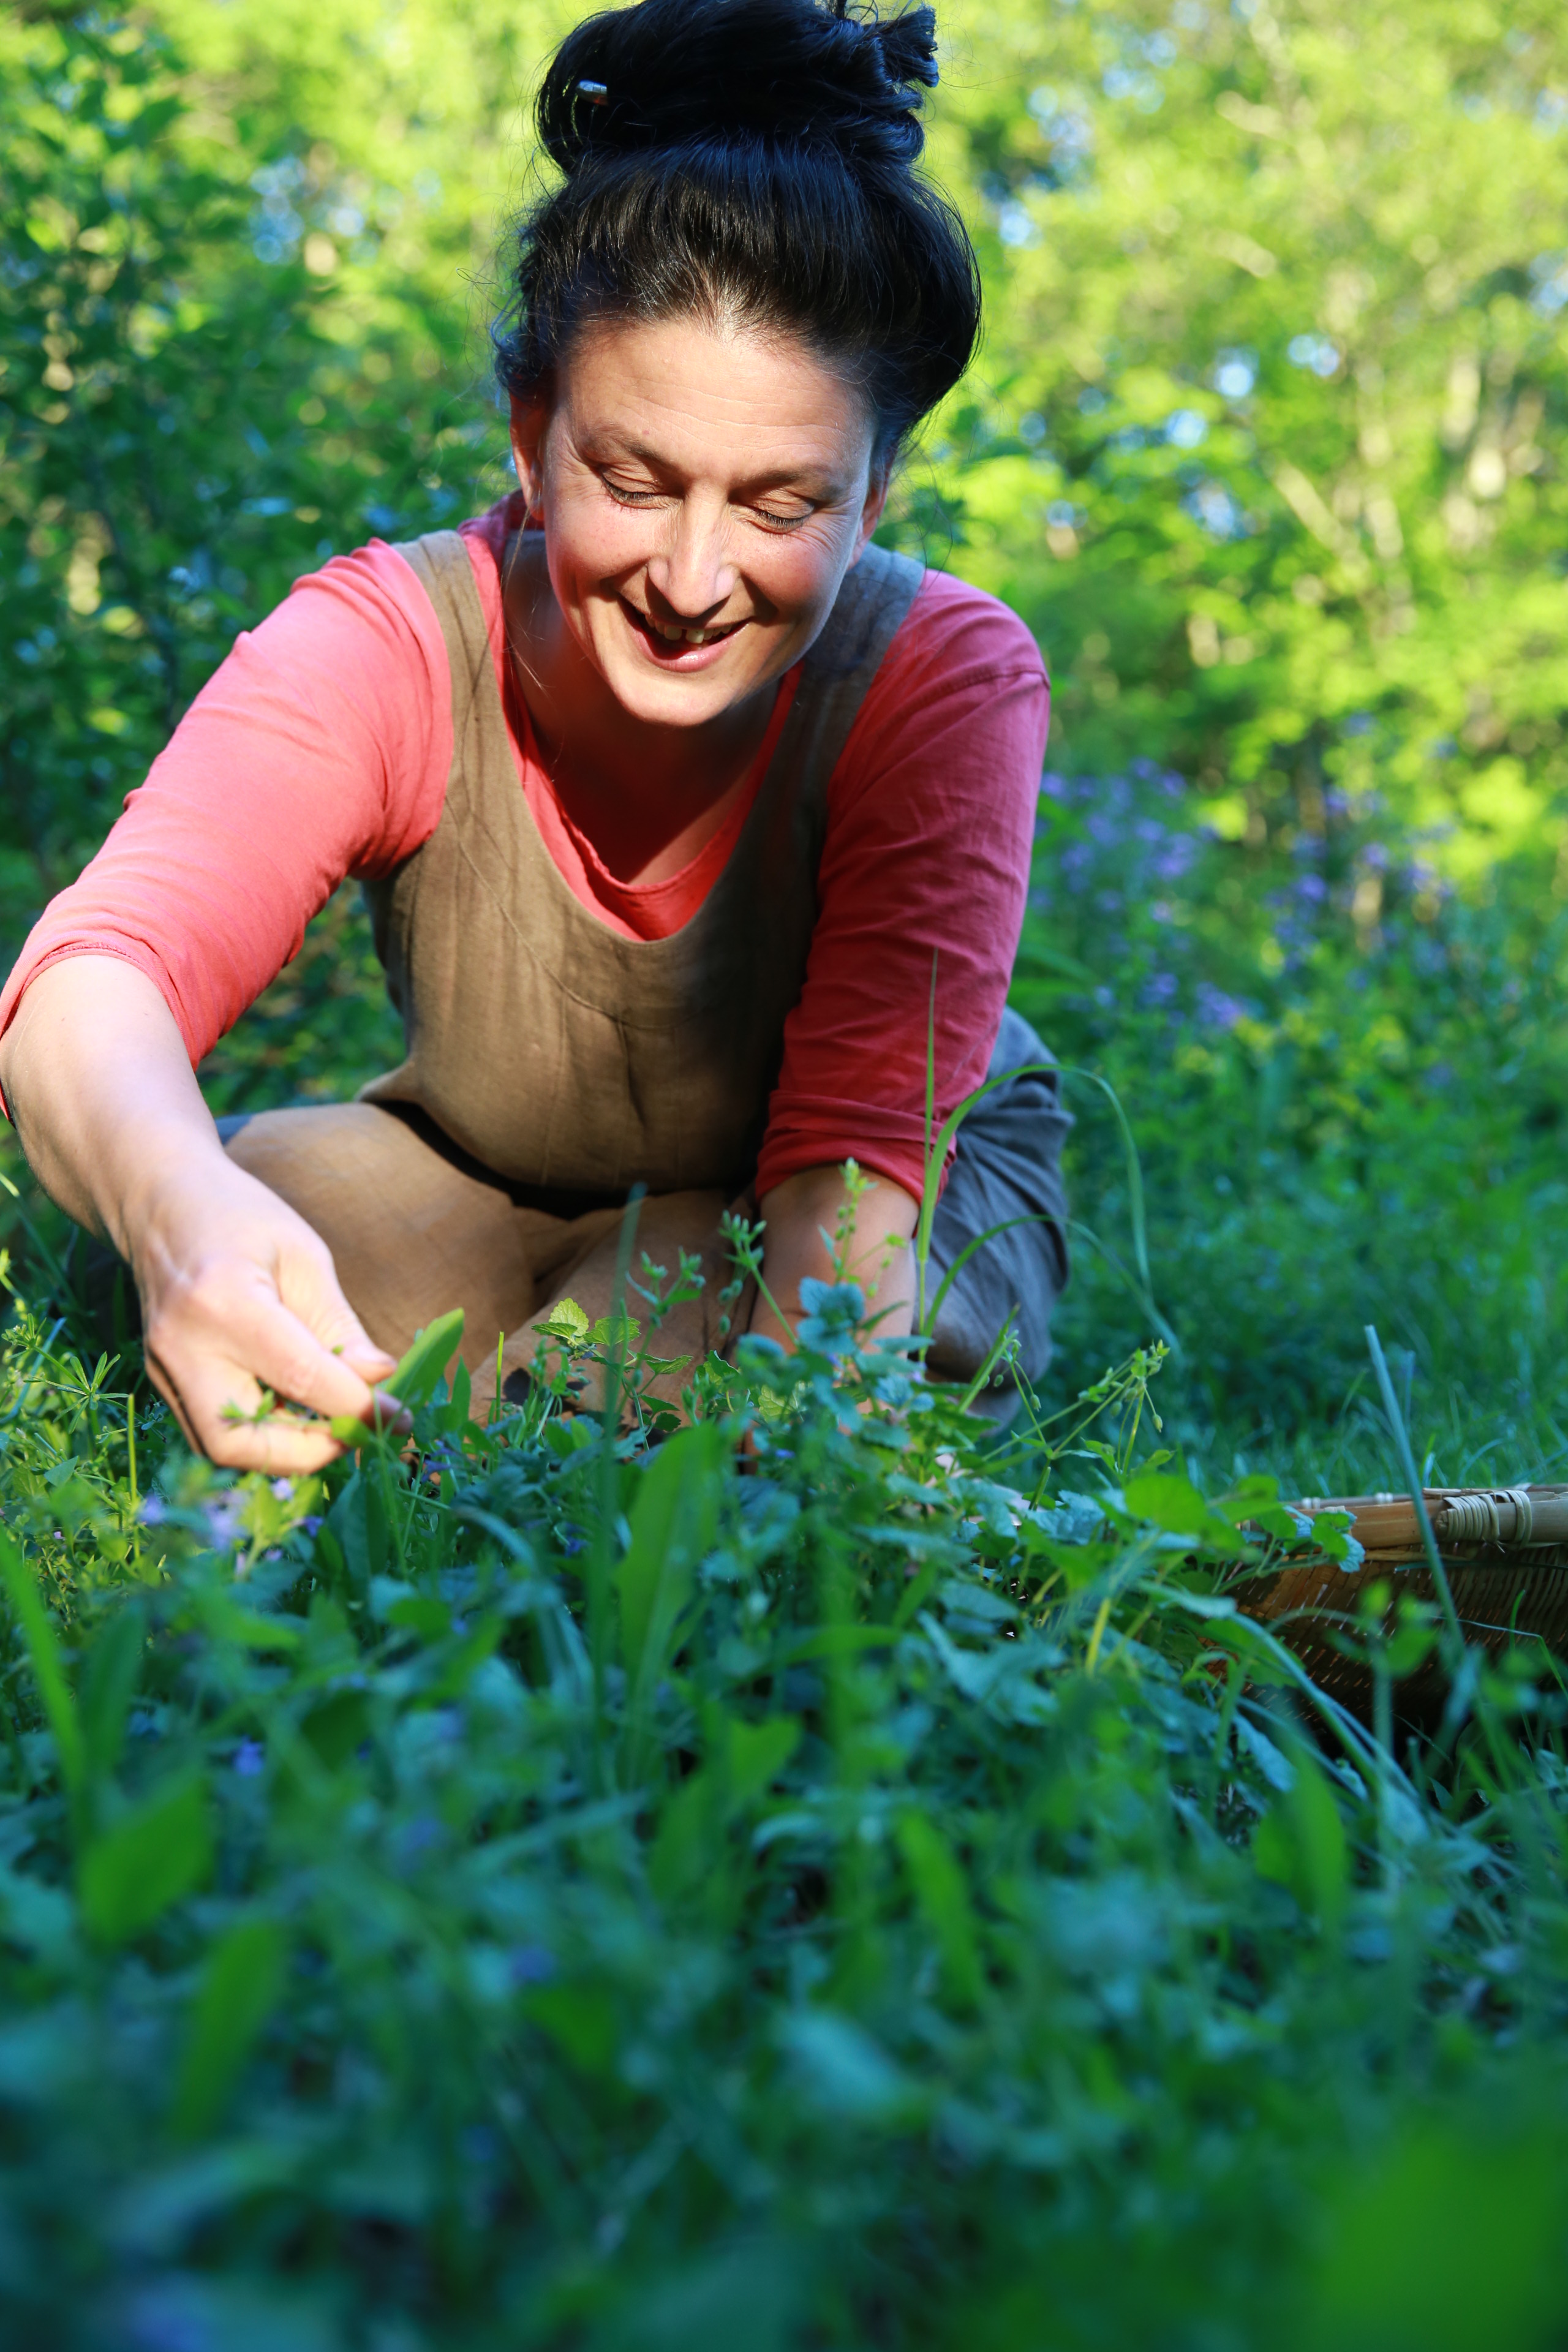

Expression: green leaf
xmin=524 ymin=1983 xmax=617 ymax=2075
xmin=897 ymin=1812 xmax=984 ymax=2008
xmin=80 ymin=1776 xmax=213 ymax=1947
xmin=387 ymin=1308 xmax=466 ymax=1410
xmin=78 ymin=1599 xmax=146 ymax=1785
xmin=190 ymin=1590 xmax=303 ymax=1653
xmin=780 ymin=2010 xmax=923 ymax=2125
xmin=725 ymin=1715 xmax=801 ymax=1810
xmin=534 ymin=1297 xmax=590 ymax=1346
xmin=171 ymin=1916 xmax=288 ymax=2141
xmin=300 ymin=1687 xmax=372 ymax=1770
xmin=590 ymin=1313 xmax=641 ymax=1351
xmin=616 ymin=1422 xmax=722 ymax=1694
xmin=1253 ymin=1747 xmax=1349 ymax=1932
xmin=1123 ymin=1471 xmax=1213 ymax=1537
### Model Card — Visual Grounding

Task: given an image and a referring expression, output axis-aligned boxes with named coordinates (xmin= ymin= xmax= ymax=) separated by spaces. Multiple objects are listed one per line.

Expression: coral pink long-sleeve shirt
xmin=0 ymin=499 xmax=1049 ymax=1201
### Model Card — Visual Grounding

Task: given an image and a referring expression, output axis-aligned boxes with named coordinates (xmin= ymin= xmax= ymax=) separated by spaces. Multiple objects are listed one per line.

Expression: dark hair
xmin=492 ymin=0 xmax=981 ymax=466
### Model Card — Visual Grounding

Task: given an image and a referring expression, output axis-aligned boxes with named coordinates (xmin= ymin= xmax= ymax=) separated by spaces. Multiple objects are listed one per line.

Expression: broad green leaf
xmin=616 ymin=1422 xmax=722 ymax=1693
xmin=1123 ymin=1472 xmax=1231 ymax=1541
xmin=387 ymin=1308 xmax=466 ymax=1411
xmin=725 ymin=1716 xmax=801 ymax=1811
xmin=1253 ymin=1748 xmax=1349 ymax=1932
xmin=80 ymin=1776 xmax=213 ymax=1947
xmin=897 ymin=1812 xmax=984 ymax=2008
xmin=172 ymin=1915 xmax=288 ymax=2141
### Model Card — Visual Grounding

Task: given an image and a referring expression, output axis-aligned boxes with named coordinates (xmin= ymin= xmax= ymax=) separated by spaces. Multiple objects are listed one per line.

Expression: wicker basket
xmin=1241 ymin=1485 xmax=1568 ymax=1706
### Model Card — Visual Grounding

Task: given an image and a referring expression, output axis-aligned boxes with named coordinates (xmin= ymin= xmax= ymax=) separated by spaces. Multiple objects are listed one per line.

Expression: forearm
xmin=2 ymin=954 xmax=398 ymax=1468
xmin=0 ymin=956 xmax=225 ymax=1248
xmin=751 ymin=1164 xmax=918 ymax=1350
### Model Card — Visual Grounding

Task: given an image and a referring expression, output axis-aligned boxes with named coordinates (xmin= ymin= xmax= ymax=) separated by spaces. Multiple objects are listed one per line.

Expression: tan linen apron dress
xmin=222 ymin=529 xmax=1070 ymax=1408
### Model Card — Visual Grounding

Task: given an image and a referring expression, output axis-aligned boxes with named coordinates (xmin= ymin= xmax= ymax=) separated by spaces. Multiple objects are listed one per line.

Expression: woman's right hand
xmin=132 ymin=1155 xmax=402 ymax=1472
xmin=0 ymin=955 xmax=401 ymax=1473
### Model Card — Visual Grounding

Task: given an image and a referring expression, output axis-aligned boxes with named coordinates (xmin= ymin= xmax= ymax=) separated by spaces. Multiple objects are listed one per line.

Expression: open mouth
xmin=621 ymin=598 xmax=745 ymax=661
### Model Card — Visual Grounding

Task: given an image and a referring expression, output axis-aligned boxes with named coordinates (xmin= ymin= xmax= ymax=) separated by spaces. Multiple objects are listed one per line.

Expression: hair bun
xmin=538 ymin=0 xmax=938 ymax=178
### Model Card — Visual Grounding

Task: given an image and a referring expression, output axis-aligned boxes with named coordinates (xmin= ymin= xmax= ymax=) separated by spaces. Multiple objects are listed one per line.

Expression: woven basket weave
xmin=1242 ymin=1485 xmax=1568 ymax=1704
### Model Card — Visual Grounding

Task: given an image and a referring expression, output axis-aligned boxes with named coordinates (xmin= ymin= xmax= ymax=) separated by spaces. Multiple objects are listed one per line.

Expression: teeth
xmin=649 ymin=617 xmax=728 ymax=646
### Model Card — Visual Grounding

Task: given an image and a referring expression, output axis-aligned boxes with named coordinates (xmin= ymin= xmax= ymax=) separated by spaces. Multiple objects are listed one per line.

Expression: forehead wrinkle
xmin=559 ymin=317 xmax=875 ymax=466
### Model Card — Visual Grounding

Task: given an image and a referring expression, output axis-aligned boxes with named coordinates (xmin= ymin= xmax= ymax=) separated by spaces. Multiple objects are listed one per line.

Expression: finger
xmin=270 ymin=1243 xmax=398 ymax=1380
xmin=223 ymin=1286 xmax=388 ymax=1427
xmin=197 ymin=1415 xmax=353 ymax=1477
xmin=149 ymin=1295 xmax=377 ymax=1461
xmin=144 ymin=1341 xmax=347 ymax=1473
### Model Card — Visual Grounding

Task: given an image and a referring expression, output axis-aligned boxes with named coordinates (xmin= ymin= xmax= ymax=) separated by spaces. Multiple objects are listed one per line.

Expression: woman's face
xmin=510 ymin=314 xmax=886 ymax=731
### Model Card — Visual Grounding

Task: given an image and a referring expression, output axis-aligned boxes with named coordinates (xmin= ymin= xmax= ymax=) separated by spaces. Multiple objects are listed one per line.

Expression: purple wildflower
xmin=203 ymin=1496 xmax=245 ymax=1550
xmin=1196 ymin=984 xmax=1248 ymax=1031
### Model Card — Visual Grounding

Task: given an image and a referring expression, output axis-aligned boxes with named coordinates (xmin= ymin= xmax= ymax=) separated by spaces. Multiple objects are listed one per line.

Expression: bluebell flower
xmin=796 ymin=1279 xmax=865 ymax=1358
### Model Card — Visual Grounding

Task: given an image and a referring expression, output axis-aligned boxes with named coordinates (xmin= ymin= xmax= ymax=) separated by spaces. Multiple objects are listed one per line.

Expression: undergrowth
xmin=2 ymin=1254 xmax=1568 ymax=2351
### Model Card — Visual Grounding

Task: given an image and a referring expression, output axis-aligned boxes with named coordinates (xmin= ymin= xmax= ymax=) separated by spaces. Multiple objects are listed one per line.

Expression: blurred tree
xmin=7 ymin=0 xmax=1566 ymax=938
xmin=917 ymin=0 xmax=1568 ymax=873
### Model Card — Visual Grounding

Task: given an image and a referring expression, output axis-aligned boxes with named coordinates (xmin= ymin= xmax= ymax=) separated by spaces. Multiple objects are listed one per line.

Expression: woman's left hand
xmin=750 ymin=1165 xmax=918 ymax=1351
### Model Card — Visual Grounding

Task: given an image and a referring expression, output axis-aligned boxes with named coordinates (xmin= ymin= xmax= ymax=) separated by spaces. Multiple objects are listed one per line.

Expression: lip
xmin=619 ymin=595 xmax=747 ymax=673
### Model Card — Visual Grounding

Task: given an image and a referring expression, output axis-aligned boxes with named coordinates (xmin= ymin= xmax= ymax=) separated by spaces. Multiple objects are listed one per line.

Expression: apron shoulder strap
xmin=393 ymin=527 xmax=500 ymax=752
xmin=764 ymin=539 xmax=925 ymax=851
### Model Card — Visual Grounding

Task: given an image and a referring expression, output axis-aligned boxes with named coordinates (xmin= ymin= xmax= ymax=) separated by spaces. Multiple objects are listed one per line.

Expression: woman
xmin=0 ymin=0 xmax=1069 ymax=1472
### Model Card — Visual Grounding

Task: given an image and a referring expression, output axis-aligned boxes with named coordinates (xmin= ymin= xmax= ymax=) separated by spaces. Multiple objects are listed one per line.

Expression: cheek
xmin=756 ymin=529 xmax=858 ymax=625
xmin=544 ymin=488 xmax=637 ymax=593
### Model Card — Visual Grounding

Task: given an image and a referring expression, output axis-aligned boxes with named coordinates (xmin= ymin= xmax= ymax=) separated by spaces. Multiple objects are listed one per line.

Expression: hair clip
xmin=576 ymin=79 xmax=609 ymax=105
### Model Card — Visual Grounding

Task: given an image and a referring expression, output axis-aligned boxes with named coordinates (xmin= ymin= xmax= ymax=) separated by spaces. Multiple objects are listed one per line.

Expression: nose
xmin=644 ymin=496 xmax=737 ymax=622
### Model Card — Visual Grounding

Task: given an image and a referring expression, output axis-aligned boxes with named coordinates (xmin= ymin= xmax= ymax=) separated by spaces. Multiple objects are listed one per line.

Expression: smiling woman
xmin=0 ymin=0 xmax=1069 ymax=1469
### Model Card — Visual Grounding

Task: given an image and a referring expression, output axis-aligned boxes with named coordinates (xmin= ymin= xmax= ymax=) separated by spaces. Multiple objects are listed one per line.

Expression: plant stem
xmin=1365 ymin=1324 xmax=1463 ymax=1653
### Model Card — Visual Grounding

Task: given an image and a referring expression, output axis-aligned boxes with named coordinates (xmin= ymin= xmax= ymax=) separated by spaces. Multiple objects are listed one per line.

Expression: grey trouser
xmin=925 ymin=1007 xmax=1072 ymax=1398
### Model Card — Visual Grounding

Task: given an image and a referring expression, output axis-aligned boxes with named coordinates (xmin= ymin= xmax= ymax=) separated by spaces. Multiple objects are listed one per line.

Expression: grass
xmin=2 ymin=1159 xmax=1568 ymax=2346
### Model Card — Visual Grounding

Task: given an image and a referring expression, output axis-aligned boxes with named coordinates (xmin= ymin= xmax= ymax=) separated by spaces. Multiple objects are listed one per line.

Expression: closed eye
xmin=749 ymin=504 xmax=814 ymax=532
xmin=601 ymin=477 xmax=667 ymax=508
xmin=600 ymin=474 xmax=815 ymax=532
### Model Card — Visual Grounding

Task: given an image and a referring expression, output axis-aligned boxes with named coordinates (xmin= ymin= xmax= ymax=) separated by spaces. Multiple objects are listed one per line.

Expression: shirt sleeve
xmin=756 ymin=569 xmax=1049 ymax=1205
xmin=0 ymin=540 xmax=453 ymax=1106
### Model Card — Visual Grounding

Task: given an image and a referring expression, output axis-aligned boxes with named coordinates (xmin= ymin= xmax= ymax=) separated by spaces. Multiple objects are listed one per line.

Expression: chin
xmin=611 ymin=669 xmax=736 ymax=728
